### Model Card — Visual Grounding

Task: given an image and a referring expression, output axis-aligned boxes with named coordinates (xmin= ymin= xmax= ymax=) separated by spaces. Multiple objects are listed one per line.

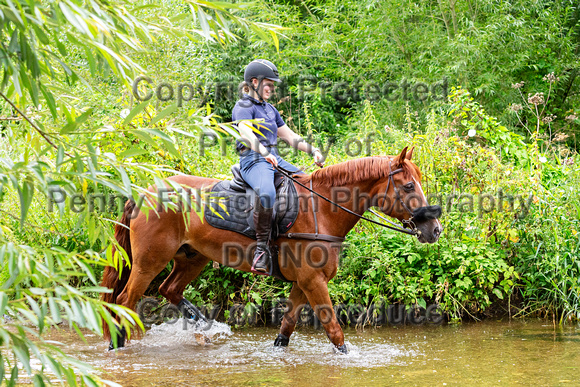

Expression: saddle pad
xmin=204 ymin=178 xmax=299 ymax=240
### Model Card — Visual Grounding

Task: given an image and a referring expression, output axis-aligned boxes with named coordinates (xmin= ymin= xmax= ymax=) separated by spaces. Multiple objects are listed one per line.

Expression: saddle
xmin=204 ymin=164 xmax=299 ymax=241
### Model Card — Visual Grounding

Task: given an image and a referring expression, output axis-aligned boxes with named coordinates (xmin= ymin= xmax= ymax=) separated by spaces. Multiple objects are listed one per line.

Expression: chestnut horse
xmin=101 ymin=147 xmax=442 ymax=352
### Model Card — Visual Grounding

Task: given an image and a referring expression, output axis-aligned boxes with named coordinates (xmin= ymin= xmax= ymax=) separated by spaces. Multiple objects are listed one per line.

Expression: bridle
xmin=372 ymin=161 xmax=418 ymax=233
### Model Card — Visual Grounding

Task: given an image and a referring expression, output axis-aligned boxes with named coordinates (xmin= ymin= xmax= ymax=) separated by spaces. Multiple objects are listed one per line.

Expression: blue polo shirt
xmin=232 ymin=94 xmax=285 ymax=151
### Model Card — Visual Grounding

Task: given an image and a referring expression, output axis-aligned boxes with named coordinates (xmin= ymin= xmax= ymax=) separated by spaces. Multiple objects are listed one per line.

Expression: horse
xmin=100 ymin=146 xmax=442 ymax=352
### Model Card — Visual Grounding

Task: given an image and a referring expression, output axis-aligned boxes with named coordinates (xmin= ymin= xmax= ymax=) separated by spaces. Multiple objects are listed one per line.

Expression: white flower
xmin=468 ymin=129 xmax=476 ymax=137
xmin=539 ymin=156 xmax=547 ymax=163
xmin=120 ymin=109 xmax=130 ymax=119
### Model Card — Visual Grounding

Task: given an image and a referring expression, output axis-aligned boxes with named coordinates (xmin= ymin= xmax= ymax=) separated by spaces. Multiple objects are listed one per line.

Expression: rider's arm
xmin=238 ymin=120 xmax=278 ymax=166
xmin=278 ymin=124 xmax=325 ymax=166
xmin=237 ymin=120 xmax=270 ymax=156
xmin=277 ymin=124 xmax=316 ymax=153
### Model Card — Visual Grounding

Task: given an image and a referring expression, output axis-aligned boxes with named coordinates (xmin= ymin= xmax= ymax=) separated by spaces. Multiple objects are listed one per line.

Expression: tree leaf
xmin=0 ymin=293 xmax=8 ymax=315
xmin=61 ymin=108 xmax=93 ymax=134
xmin=40 ymin=85 xmax=57 ymax=119
xmin=120 ymin=148 xmax=148 ymax=158
xmin=123 ymin=100 xmax=149 ymax=126
xmin=150 ymin=103 xmax=178 ymax=126
xmin=56 ymin=145 xmax=64 ymax=169
xmin=270 ymin=30 xmax=279 ymax=53
xmin=0 ymin=355 xmax=4 ymax=383
xmin=18 ymin=180 xmax=34 ymax=227
xmin=197 ymin=8 xmax=213 ymax=40
xmin=118 ymin=166 xmax=132 ymax=196
xmin=48 ymin=297 xmax=61 ymax=324
xmin=12 ymin=339 xmax=31 ymax=375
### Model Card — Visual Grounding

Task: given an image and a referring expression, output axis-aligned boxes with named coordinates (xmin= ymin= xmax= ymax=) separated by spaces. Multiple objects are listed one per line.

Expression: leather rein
xmin=275 ymin=162 xmax=419 ymax=244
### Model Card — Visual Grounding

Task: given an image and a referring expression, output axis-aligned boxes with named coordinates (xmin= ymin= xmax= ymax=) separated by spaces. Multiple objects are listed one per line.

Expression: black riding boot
xmin=252 ymin=200 xmax=273 ymax=274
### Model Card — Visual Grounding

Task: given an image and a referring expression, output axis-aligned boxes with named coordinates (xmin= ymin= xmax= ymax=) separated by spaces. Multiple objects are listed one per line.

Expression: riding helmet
xmin=244 ymin=59 xmax=281 ymax=83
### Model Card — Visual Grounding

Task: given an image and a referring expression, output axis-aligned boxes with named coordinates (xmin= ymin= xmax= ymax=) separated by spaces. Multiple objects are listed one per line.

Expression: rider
xmin=232 ymin=59 xmax=325 ymax=274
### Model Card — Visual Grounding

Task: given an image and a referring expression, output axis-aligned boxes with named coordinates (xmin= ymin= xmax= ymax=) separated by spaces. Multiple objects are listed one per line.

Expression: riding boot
xmin=252 ymin=200 xmax=273 ymax=274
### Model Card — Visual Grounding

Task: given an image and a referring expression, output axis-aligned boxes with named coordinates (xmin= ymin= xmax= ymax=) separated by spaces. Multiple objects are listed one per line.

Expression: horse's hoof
xmin=178 ymin=299 xmax=207 ymax=322
xmin=108 ymin=326 xmax=126 ymax=350
xmin=273 ymin=333 xmax=289 ymax=347
xmin=336 ymin=343 xmax=348 ymax=354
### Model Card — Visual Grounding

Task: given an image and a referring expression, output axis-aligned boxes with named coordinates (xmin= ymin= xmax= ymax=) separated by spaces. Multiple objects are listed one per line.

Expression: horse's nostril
xmin=434 ymin=227 xmax=441 ymax=237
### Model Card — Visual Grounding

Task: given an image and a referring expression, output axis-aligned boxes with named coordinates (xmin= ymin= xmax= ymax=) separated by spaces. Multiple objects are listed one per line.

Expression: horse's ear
xmin=405 ymin=146 xmax=414 ymax=161
xmin=394 ymin=146 xmax=408 ymax=168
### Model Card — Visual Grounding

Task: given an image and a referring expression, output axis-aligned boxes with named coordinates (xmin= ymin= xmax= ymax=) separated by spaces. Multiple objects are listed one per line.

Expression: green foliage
xmin=510 ymin=161 xmax=580 ymax=322
xmin=332 ymin=224 xmax=514 ymax=320
xmin=447 ymin=87 xmax=531 ymax=166
xmin=0 ymin=0 xmax=579 ymax=383
xmin=0 ymin=0 xmax=283 ymax=384
xmin=213 ymin=0 xmax=579 ymax=145
xmin=321 ymin=81 xmax=577 ymax=322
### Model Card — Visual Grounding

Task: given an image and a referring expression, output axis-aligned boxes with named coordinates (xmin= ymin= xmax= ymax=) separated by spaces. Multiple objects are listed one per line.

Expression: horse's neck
xmin=310 ymin=179 xmax=377 ymax=238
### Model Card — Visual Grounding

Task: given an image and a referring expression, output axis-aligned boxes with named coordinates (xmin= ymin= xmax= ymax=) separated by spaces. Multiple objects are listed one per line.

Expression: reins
xmin=274 ymin=164 xmax=419 ymax=238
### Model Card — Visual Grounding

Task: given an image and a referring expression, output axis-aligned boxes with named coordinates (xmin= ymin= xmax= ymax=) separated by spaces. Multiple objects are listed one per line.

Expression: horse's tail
xmin=101 ymin=199 xmax=135 ymax=340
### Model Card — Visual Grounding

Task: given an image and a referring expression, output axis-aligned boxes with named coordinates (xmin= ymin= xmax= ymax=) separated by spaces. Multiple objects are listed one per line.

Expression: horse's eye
xmin=403 ymin=182 xmax=415 ymax=191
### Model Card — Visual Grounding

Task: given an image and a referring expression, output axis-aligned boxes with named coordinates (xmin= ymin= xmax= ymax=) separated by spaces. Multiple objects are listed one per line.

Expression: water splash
xmin=257 ymin=332 xmax=417 ymax=368
xmin=136 ymin=318 xmax=232 ymax=348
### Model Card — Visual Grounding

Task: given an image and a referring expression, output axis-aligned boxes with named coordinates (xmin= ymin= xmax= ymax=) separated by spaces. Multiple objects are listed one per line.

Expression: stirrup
xmin=251 ymin=246 xmax=270 ymax=275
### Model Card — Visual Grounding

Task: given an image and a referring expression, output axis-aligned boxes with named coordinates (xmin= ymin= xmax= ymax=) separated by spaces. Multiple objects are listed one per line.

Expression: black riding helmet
xmin=244 ymin=59 xmax=281 ymax=84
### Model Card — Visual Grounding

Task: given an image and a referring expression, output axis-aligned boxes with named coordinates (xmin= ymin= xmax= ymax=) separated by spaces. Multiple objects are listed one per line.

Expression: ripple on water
xmin=32 ymin=320 xmax=580 ymax=386
xmin=230 ymin=332 xmax=418 ymax=368
xmin=122 ymin=320 xmax=417 ymax=370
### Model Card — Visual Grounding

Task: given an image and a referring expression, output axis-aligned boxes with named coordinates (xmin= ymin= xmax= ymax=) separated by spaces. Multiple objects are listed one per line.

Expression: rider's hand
xmin=313 ymin=149 xmax=325 ymax=167
xmin=264 ymin=153 xmax=278 ymax=167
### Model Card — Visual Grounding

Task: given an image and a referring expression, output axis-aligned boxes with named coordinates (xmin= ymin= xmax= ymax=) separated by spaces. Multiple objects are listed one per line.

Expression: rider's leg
xmin=240 ymin=151 xmax=276 ymax=273
xmin=252 ymin=195 xmax=273 ymax=273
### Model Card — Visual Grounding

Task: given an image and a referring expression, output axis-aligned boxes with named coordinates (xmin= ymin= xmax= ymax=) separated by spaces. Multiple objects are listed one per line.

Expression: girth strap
xmin=278 ymin=232 xmax=345 ymax=243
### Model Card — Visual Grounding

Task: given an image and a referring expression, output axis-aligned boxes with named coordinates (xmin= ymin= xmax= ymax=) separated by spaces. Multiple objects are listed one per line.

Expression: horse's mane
xmin=295 ymin=156 xmax=420 ymax=188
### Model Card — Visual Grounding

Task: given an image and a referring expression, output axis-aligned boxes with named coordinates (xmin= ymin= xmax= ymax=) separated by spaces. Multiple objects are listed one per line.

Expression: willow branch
xmin=0 ymin=90 xmax=62 ymax=152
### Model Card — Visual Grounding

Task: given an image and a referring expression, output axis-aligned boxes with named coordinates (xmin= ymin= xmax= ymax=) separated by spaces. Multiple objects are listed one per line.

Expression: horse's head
xmin=379 ymin=146 xmax=442 ymax=243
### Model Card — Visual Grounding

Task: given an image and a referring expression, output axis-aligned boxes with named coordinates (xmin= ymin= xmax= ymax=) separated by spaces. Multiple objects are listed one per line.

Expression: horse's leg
xmin=110 ymin=246 xmax=177 ymax=349
xmin=299 ymin=279 xmax=347 ymax=353
xmin=116 ymin=257 xmax=174 ymax=313
xmin=158 ymin=252 xmax=210 ymax=319
xmin=275 ymin=283 xmax=309 ymax=347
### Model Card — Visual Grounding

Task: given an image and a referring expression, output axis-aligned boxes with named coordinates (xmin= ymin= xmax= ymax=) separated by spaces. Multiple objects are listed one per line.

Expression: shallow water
xmin=40 ymin=319 xmax=580 ymax=386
